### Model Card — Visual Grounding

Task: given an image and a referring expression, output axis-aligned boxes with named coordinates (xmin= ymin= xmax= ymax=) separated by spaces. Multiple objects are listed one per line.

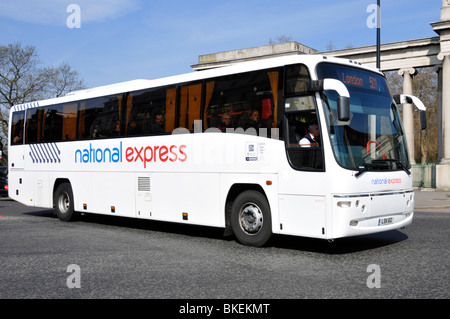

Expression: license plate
xmin=378 ymin=217 xmax=393 ymax=226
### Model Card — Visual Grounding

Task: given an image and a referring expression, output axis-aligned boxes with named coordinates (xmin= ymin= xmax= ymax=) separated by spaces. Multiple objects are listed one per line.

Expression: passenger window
xmin=43 ymin=105 xmax=63 ymax=142
xmin=180 ymin=83 xmax=202 ymax=131
xmin=25 ymin=108 xmax=44 ymax=144
xmin=127 ymin=88 xmax=169 ymax=136
xmin=62 ymin=103 xmax=77 ymax=140
xmin=204 ymin=68 xmax=282 ymax=135
xmin=78 ymin=95 xmax=122 ymax=139
xmin=11 ymin=111 xmax=25 ymax=145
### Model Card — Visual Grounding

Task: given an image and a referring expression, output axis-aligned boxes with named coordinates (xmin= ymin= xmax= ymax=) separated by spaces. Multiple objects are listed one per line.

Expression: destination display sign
xmin=317 ymin=63 xmax=389 ymax=94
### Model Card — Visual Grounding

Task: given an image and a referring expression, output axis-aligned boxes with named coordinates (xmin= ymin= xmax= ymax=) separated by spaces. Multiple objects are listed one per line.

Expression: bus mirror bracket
xmin=393 ymin=94 xmax=427 ymax=130
xmin=309 ymin=79 xmax=350 ymax=122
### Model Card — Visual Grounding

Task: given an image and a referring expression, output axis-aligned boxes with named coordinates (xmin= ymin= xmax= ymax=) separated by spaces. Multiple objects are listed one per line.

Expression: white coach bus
xmin=7 ymin=55 xmax=426 ymax=246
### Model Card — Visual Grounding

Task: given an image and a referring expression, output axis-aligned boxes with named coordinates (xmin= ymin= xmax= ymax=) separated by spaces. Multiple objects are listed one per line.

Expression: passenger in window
xmin=111 ymin=121 xmax=120 ymax=136
xmin=299 ymin=124 xmax=321 ymax=148
xmin=13 ymin=130 xmax=23 ymax=144
xmin=218 ymin=113 xmax=232 ymax=131
xmin=150 ymin=113 xmax=164 ymax=134
xmin=248 ymin=109 xmax=261 ymax=129
xmin=127 ymin=120 xmax=139 ymax=135
xmin=92 ymin=125 xmax=103 ymax=138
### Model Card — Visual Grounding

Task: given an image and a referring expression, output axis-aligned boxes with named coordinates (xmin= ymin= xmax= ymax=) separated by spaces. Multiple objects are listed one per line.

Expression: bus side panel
xmin=8 ymin=169 xmax=28 ymax=206
xmin=88 ymin=171 xmax=136 ymax=218
xmin=278 ymin=194 xmax=326 ymax=239
xmin=140 ymin=172 xmax=223 ymax=227
xmin=70 ymin=172 xmax=93 ymax=215
xmin=9 ymin=146 xmax=25 ymax=169
xmin=33 ymin=171 xmax=51 ymax=208
xmin=277 ymin=166 xmax=328 ymax=238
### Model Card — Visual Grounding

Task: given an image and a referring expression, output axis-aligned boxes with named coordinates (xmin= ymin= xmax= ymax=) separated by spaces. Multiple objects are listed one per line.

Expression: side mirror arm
xmin=309 ymin=79 xmax=350 ymax=121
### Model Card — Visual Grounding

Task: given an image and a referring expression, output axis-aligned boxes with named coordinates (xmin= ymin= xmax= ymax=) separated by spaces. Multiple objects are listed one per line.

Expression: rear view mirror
xmin=419 ymin=110 xmax=427 ymax=130
xmin=309 ymin=79 xmax=351 ymax=122
xmin=337 ymin=96 xmax=350 ymax=122
xmin=394 ymin=94 xmax=427 ymax=130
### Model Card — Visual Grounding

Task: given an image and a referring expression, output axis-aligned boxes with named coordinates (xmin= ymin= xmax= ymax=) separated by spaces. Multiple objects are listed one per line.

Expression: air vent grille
xmin=138 ymin=177 xmax=150 ymax=192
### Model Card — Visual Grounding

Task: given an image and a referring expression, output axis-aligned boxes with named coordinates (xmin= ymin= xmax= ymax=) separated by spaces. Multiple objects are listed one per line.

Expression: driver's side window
xmin=285 ymin=98 xmax=324 ymax=171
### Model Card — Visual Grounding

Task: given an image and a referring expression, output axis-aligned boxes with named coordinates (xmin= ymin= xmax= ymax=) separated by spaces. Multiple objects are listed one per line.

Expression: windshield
xmin=316 ymin=62 xmax=410 ymax=173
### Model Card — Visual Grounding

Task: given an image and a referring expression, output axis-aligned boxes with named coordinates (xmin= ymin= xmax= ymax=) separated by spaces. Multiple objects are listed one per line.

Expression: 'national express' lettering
xmin=75 ymin=142 xmax=187 ymax=168
xmin=125 ymin=144 xmax=187 ymax=168
xmin=75 ymin=142 xmax=123 ymax=164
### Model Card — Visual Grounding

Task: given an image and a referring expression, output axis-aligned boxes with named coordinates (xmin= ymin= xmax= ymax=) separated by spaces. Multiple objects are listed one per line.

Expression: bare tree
xmin=0 ymin=42 xmax=86 ymax=163
xmin=46 ymin=61 xmax=86 ymax=98
xmin=385 ymin=68 xmax=438 ymax=164
xmin=269 ymin=34 xmax=293 ymax=45
xmin=325 ymin=40 xmax=336 ymax=51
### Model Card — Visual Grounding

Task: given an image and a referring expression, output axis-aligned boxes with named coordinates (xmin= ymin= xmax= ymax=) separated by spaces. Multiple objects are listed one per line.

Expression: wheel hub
xmin=240 ymin=203 xmax=263 ymax=234
xmin=58 ymin=192 xmax=70 ymax=213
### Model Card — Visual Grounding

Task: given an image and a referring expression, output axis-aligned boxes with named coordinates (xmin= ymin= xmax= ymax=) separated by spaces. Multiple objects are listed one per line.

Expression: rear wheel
xmin=230 ymin=190 xmax=272 ymax=247
xmin=54 ymin=183 xmax=77 ymax=222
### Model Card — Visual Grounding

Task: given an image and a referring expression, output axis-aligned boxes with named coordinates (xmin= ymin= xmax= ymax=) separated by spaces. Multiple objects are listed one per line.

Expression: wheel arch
xmin=224 ymin=183 xmax=268 ymax=236
xmin=53 ymin=178 xmax=71 ymax=199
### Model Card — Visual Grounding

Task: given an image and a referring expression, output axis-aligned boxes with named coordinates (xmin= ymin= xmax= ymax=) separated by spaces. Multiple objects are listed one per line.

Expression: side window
xmin=285 ymin=64 xmax=310 ymax=95
xmin=204 ymin=69 xmax=282 ymax=135
xmin=284 ymin=64 xmax=324 ymax=171
xmin=285 ymin=106 xmax=323 ymax=171
xmin=126 ymin=87 xmax=171 ymax=136
xmin=62 ymin=103 xmax=78 ymax=140
xmin=79 ymin=98 xmax=105 ymax=139
xmin=78 ymin=95 xmax=122 ymax=139
xmin=179 ymin=83 xmax=202 ymax=132
xmin=11 ymin=111 xmax=25 ymax=145
xmin=42 ymin=105 xmax=63 ymax=142
xmin=25 ymin=108 xmax=44 ymax=144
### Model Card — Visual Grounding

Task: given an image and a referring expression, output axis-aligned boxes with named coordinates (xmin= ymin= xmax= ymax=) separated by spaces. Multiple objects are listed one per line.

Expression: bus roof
xmin=11 ymin=54 xmax=381 ymax=112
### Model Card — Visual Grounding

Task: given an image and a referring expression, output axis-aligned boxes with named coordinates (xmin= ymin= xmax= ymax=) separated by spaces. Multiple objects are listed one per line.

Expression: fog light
xmin=350 ymin=220 xmax=358 ymax=226
xmin=337 ymin=201 xmax=351 ymax=208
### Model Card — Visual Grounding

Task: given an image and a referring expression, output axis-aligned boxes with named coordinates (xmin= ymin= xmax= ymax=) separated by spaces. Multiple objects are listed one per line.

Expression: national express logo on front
xmin=74 ymin=141 xmax=187 ymax=168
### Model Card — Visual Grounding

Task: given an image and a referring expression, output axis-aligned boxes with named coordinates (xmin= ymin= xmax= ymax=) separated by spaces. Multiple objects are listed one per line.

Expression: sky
xmin=0 ymin=0 xmax=443 ymax=89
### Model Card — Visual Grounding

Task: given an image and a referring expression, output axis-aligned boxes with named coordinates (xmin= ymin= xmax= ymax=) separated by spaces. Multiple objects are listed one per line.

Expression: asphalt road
xmin=0 ymin=197 xmax=448 ymax=303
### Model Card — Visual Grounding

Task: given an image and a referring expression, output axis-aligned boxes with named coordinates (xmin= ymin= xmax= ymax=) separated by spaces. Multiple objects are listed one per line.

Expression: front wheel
xmin=54 ymin=183 xmax=77 ymax=222
xmin=230 ymin=190 xmax=272 ymax=247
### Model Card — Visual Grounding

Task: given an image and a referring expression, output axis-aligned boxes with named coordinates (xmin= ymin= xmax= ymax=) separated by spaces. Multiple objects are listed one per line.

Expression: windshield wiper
xmin=354 ymin=159 xmax=411 ymax=178
xmin=377 ymin=159 xmax=411 ymax=176
xmin=355 ymin=163 xmax=378 ymax=177
xmin=355 ymin=166 xmax=369 ymax=177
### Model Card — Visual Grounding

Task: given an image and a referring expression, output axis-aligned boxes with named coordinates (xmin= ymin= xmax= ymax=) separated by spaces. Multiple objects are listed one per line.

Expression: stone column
xmin=435 ymin=66 xmax=443 ymax=163
xmin=436 ymin=53 xmax=450 ymax=190
xmin=398 ymin=68 xmax=417 ymax=164
xmin=432 ymin=1 xmax=450 ymax=190
xmin=438 ymin=54 xmax=450 ymax=163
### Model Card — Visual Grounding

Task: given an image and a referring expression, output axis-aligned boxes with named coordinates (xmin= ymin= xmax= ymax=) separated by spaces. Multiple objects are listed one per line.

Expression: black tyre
xmin=54 ymin=183 xmax=77 ymax=222
xmin=230 ymin=190 xmax=272 ymax=247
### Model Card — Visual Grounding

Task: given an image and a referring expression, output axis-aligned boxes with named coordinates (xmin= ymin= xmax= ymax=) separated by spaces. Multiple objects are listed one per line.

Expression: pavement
xmin=414 ymin=189 xmax=450 ymax=213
